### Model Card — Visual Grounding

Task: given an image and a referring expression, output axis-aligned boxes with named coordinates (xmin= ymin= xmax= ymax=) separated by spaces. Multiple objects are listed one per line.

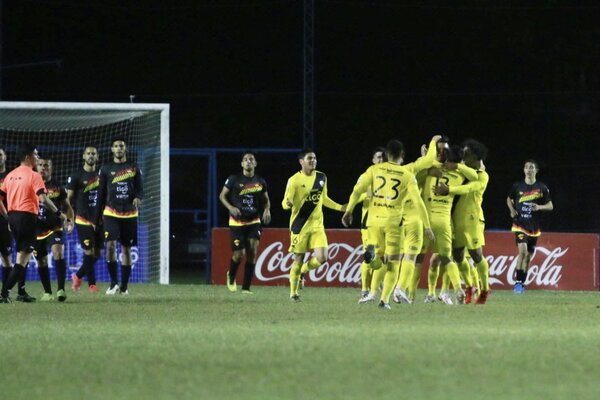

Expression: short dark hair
xmin=16 ymin=143 xmax=36 ymax=162
xmin=463 ymin=139 xmax=488 ymax=161
xmin=298 ymin=148 xmax=314 ymax=160
xmin=241 ymin=151 xmax=256 ymax=160
xmin=446 ymin=145 xmax=464 ymax=163
xmin=111 ymin=136 xmax=127 ymax=146
xmin=385 ymin=140 xmax=404 ymax=160
xmin=524 ymin=159 xmax=539 ymax=169
xmin=372 ymin=146 xmax=386 ymax=158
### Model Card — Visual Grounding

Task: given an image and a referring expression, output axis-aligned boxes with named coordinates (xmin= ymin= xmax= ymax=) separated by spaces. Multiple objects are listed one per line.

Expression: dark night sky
xmin=1 ymin=0 xmax=599 ymax=237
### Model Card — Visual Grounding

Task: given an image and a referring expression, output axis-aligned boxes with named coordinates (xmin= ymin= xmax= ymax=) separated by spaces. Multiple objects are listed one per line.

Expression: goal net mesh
xmin=0 ymin=103 xmax=168 ymax=284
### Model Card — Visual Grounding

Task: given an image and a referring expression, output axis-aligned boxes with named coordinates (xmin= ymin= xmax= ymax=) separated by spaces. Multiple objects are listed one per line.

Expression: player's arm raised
xmin=342 ymin=169 xmax=372 ymax=227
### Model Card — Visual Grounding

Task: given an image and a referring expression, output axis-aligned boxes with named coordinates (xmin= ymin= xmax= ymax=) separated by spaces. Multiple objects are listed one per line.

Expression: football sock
xmin=87 ymin=256 xmax=97 ymax=285
xmin=107 ymin=261 xmax=118 ymax=286
xmin=4 ymin=264 xmax=26 ymax=295
xmin=427 ymin=264 xmax=439 ymax=296
xmin=242 ymin=262 xmax=255 ymax=290
xmin=408 ymin=263 xmax=422 ymax=300
xmin=398 ymin=259 xmax=415 ymax=291
xmin=121 ymin=265 xmax=132 ymax=291
xmin=17 ymin=270 xmax=27 ymax=295
xmin=369 ymin=264 xmax=386 ymax=294
xmin=360 ymin=261 xmax=372 ymax=292
xmin=457 ymin=258 xmax=473 ymax=287
xmin=516 ymin=269 xmax=527 ymax=283
xmin=446 ymin=262 xmax=463 ymax=293
xmin=440 ymin=265 xmax=450 ymax=292
xmin=228 ymin=259 xmax=241 ymax=283
xmin=471 ymin=264 xmax=481 ymax=291
xmin=2 ymin=266 xmax=10 ymax=289
xmin=38 ymin=265 xmax=53 ymax=294
xmin=301 ymin=257 xmax=321 ymax=274
xmin=55 ymin=259 xmax=67 ymax=291
xmin=476 ymin=259 xmax=490 ymax=290
xmin=381 ymin=260 xmax=400 ymax=304
xmin=289 ymin=260 xmax=302 ymax=296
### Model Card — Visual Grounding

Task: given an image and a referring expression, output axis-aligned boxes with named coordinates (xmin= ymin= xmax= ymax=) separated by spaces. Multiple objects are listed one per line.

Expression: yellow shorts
xmin=368 ymin=225 xmax=402 ymax=257
xmin=453 ymin=217 xmax=485 ymax=250
xmin=401 ymin=218 xmax=423 ymax=255
xmin=289 ymin=227 xmax=328 ymax=254
xmin=421 ymin=214 xmax=452 ymax=258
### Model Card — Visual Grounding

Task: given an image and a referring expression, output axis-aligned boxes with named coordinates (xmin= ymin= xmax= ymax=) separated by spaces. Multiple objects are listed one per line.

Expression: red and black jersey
xmin=98 ymin=161 xmax=143 ymax=219
xmin=223 ymin=173 xmax=268 ymax=226
xmin=508 ymin=180 xmax=551 ymax=237
xmin=66 ymin=168 xmax=101 ymax=226
xmin=37 ymin=178 xmax=67 ymax=234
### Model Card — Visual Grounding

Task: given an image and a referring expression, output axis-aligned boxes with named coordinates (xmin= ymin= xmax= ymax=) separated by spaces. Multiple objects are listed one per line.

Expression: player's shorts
xmin=515 ymin=232 xmax=537 ymax=254
xmin=77 ymin=223 xmax=105 ymax=251
xmin=288 ymin=227 xmax=328 ymax=254
xmin=454 ymin=217 xmax=485 ymax=250
xmin=229 ymin=223 xmax=262 ymax=251
xmin=401 ymin=218 xmax=423 ymax=255
xmin=368 ymin=224 xmax=402 ymax=257
xmin=421 ymin=214 xmax=452 ymax=258
xmin=104 ymin=216 xmax=138 ymax=246
xmin=7 ymin=211 xmax=37 ymax=253
xmin=34 ymin=230 xmax=65 ymax=258
xmin=0 ymin=217 xmax=12 ymax=256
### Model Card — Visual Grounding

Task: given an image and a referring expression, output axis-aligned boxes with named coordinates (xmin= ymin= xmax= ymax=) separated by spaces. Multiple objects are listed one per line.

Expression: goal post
xmin=0 ymin=101 xmax=170 ymax=284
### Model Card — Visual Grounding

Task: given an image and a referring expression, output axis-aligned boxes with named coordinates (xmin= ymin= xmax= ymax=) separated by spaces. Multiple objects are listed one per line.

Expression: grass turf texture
xmin=1 ymin=285 xmax=599 ymax=400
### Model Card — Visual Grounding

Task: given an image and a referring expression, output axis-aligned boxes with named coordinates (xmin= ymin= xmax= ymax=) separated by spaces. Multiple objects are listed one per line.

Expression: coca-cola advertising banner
xmin=211 ymin=228 xmax=599 ymax=291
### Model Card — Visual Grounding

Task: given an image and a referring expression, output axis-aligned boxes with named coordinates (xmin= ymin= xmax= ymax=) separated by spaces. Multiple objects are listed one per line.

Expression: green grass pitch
xmin=1 ymin=284 xmax=599 ymax=400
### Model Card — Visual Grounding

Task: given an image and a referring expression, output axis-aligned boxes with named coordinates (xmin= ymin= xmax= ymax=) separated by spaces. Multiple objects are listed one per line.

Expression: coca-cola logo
xmin=255 ymin=242 xmax=569 ymax=288
xmin=487 ymin=246 xmax=567 ymax=287
xmin=255 ymin=241 xmax=363 ymax=284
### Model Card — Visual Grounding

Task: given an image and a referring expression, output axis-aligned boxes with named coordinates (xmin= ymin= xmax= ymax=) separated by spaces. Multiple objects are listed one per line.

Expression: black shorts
xmin=76 ymin=223 xmax=105 ymax=251
xmin=35 ymin=230 xmax=65 ymax=258
xmin=0 ymin=217 xmax=12 ymax=256
xmin=8 ymin=211 xmax=37 ymax=253
xmin=229 ymin=224 xmax=262 ymax=251
xmin=104 ymin=216 xmax=138 ymax=246
xmin=515 ymin=232 xmax=538 ymax=254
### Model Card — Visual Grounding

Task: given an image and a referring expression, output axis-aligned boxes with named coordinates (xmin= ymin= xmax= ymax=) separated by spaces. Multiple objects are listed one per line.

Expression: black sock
xmin=38 ymin=266 xmax=53 ymax=293
xmin=228 ymin=259 xmax=241 ymax=284
xmin=76 ymin=258 xmax=87 ymax=279
xmin=87 ymin=256 xmax=97 ymax=285
xmin=4 ymin=264 xmax=27 ymax=296
xmin=107 ymin=261 xmax=118 ymax=286
xmin=2 ymin=266 xmax=11 ymax=291
xmin=121 ymin=265 xmax=132 ymax=291
xmin=242 ymin=262 xmax=255 ymax=291
xmin=18 ymin=272 xmax=27 ymax=296
xmin=516 ymin=269 xmax=527 ymax=283
xmin=55 ymin=259 xmax=67 ymax=291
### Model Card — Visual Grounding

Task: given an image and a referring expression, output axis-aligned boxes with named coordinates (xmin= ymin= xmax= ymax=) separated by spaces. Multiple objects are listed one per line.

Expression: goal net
xmin=0 ymin=101 xmax=169 ymax=284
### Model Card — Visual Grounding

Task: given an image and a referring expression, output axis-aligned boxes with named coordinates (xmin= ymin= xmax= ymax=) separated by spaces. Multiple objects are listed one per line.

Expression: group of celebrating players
xmin=223 ymin=134 xmax=552 ymax=309
xmin=0 ymin=138 xmax=143 ymax=303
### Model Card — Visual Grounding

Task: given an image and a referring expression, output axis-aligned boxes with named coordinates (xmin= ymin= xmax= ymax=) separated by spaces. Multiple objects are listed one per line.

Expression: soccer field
xmin=1 ymin=285 xmax=599 ymax=400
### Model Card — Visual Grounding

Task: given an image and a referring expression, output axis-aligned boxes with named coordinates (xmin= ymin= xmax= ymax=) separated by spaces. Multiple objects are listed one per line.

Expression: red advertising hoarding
xmin=211 ymin=228 xmax=599 ymax=291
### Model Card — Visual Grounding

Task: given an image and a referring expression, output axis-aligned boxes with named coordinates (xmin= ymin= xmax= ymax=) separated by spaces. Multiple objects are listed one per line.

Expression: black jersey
xmin=99 ymin=160 xmax=143 ymax=219
xmin=508 ymin=180 xmax=551 ymax=237
xmin=38 ymin=178 xmax=67 ymax=233
xmin=223 ymin=173 xmax=268 ymax=226
xmin=0 ymin=170 xmax=7 ymax=223
xmin=66 ymin=168 xmax=101 ymax=225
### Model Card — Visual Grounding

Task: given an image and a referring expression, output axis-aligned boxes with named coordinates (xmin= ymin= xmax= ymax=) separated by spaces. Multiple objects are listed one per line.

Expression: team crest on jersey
xmin=319 ymin=180 xmax=324 ymax=187
xmin=84 ymin=239 xmax=90 ymax=246
xmin=234 ymin=239 xmax=241 ymax=247
xmin=111 ymin=171 xmax=116 ymax=175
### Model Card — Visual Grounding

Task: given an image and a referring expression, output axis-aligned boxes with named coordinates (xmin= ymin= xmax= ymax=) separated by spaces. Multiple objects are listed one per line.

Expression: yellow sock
xmin=476 ymin=258 xmax=490 ymax=290
xmin=360 ymin=261 xmax=372 ymax=292
xmin=445 ymin=262 xmax=462 ymax=292
xmin=306 ymin=257 xmax=321 ymax=271
xmin=398 ymin=259 xmax=415 ymax=291
xmin=381 ymin=260 xmax=400 ymax=304
xmin=471 ymin=264 xmax=481 ymax=292
xmin=457 ymin=258 xmax=473 ymax=287
xmin=427 ymin=265 xmax=439 ymax=296
xmin=289 ymin=260 xmax=302 ymax=296
xmin=370 ymin=264 xmax=386 ymax=294
xmin=408 ymin=263 xmax=421 ymax=300
xmin=440 ymin=265 xmax=450 ymax=292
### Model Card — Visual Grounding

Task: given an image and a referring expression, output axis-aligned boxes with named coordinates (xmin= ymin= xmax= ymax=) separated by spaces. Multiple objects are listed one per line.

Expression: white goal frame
xmin=0 ymin=101 xmax=170 ymax=284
